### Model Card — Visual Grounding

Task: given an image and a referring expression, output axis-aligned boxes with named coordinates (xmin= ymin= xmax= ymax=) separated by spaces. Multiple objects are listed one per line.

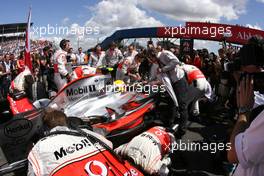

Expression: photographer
xmin=227 ymin=37 xmax=264 ymax=175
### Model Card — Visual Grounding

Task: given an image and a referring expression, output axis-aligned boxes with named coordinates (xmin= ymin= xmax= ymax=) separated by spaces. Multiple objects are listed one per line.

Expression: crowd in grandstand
xmin=0 ymin=40 xmax=24 ymax=55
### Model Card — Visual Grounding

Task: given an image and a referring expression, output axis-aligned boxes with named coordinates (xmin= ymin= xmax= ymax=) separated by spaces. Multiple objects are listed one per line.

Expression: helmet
xmin=113 ymin=80 xmax=126 ymax=92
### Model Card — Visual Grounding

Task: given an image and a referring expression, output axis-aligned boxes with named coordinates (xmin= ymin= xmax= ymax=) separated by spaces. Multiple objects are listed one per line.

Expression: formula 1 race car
xmin=48 ymin=74 xmax=157 ymax=145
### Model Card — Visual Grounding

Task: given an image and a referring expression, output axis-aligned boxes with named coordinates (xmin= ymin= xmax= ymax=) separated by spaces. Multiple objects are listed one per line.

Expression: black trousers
xmin=111 ymin=64 xmax=118 ymax=80
xmin=172 ymin=77 xmax=190 ymax=131
xmin=0 ymin=77 xmax=11 ymax=98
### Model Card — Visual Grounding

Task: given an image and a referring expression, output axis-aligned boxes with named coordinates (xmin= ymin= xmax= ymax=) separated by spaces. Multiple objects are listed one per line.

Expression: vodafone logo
xmin=153 ymin=127 xmax=166 ymax=136
xmin=85 ymin=160 xmax=108 ymax=176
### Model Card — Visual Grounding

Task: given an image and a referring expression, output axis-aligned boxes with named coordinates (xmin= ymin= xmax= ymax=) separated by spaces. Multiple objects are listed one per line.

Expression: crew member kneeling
xmin=115 ymin=126 xmax=175 ymax=175
xmin=27 ymin=109 xmax=143 ymax=176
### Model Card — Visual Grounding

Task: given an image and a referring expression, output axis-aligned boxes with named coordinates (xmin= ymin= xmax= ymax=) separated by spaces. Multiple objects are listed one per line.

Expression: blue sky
xmin=0 ymin=0 xmax=96 ymax=26
xmin=0 ymin=0 xmax=263 ymax=51
xmin=1 ymin=0 xmax=263 ymax=28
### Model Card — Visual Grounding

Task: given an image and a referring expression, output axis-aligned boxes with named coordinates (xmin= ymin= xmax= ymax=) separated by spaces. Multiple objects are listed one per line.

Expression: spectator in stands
xmin=0 ymin=54 xmax=12 ymax=98
xmin=31 ymin=66 xmax=48 ymax=101
xmin=17 ymin=51 xmax=25 ymax=73
xmin=42 ymin=46 xmax=51 ymax=66
xmin=210 ymin=52 xmax=222 ymax=95
xmin=39 ymin=54 xmax=49 ymax=92
xmin=218 ymin=48 xmax=232 ymax=105
xmin=32 ymin=53 xmax=41 ymax=69
xmin=201 ymin=49 xmax=212 ymax=79
xmin=41 ymin=46 xmax=56 ymax=92
xmin=193 ymin=50 xmax=202 ymax=69
xmin=9 ymin=53 xmax=18 ymax=79
xmin=0 ymin=55 xmax=5 ymax=100
xmin=218 ymin=48 xmax=229 ymax=71
xmin=75 ymin=47 xmax=86 ymax=65
xmin=89 ymin=44 xmax=106 ymax=67
xmin=183 ymin=54 xmax=192 ymax=64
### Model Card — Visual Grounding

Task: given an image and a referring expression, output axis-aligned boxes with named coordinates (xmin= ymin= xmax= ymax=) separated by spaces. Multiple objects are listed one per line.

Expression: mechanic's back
xmin=27 ymin=109 xmax=141 ymax=176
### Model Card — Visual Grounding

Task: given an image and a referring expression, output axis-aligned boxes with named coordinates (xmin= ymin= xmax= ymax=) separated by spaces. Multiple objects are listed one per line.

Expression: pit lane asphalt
xmin=169 ymin=100 xmax=234 ymax=176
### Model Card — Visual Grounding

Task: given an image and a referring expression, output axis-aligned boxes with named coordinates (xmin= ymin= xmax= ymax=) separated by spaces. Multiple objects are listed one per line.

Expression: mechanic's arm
xmin=57 ymin=55 xmax=69 ymax=77
xmin=228 ymin=75 xmax=254 ymax=163
xmin=58 ymin=55 xmax=71 ymax=81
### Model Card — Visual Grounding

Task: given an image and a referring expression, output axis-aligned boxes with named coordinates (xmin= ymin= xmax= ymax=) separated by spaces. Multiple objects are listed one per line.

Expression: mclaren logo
xmin=54 ymin=139 xmax=92 ymax=160
xmin=66 ymin=85 xmax=96 ymax=96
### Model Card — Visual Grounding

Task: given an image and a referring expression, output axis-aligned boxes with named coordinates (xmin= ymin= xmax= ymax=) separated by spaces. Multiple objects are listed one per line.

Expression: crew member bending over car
xmin=27 ymin=109 xmax=137 ymax=176
xmin=147 ymin=48 xmax=213 ymax=137
xmin=181 ymin=63 xmax=214 ymax=117
xmin=115 ymin=126 xmax=175 ymax=175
